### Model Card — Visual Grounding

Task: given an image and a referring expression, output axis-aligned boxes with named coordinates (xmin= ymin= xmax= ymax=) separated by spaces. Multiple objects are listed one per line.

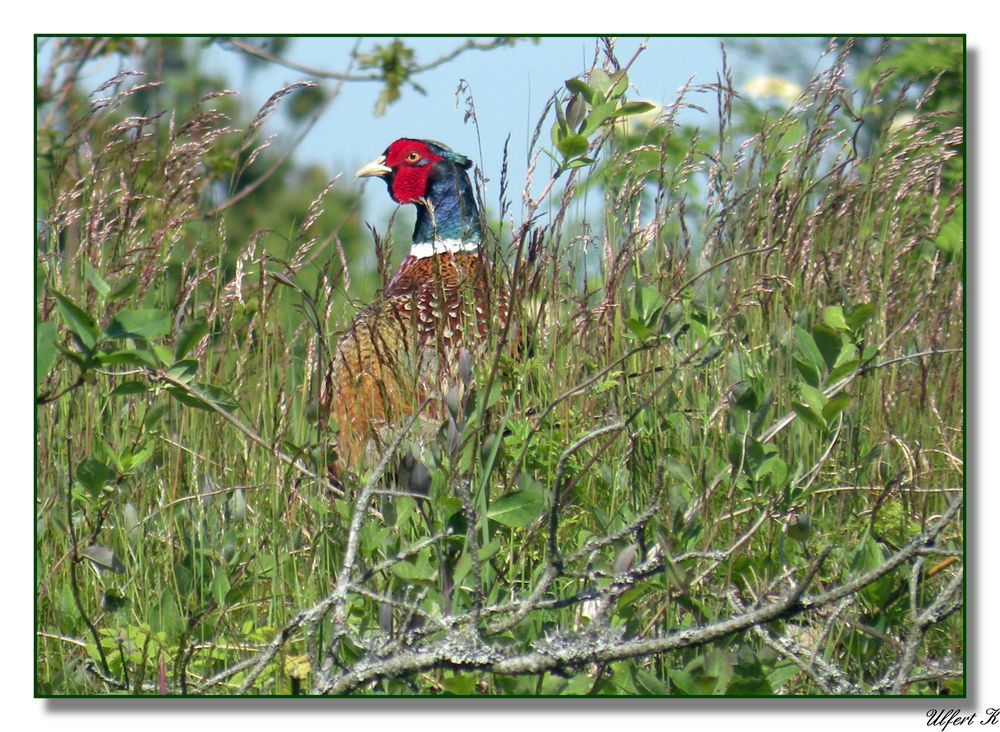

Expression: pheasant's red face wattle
xmin=382 ymin=139 xmax=445 ymax=204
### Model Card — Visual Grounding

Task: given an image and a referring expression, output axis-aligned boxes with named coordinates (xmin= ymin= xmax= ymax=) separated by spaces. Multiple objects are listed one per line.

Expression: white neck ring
xmin=409 ymin=239 xmax=479 ymax=259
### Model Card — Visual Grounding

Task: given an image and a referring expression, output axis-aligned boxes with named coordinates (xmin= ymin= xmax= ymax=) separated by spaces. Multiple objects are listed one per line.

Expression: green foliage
xmin=36 ymin=37 xmax=963 ymax=697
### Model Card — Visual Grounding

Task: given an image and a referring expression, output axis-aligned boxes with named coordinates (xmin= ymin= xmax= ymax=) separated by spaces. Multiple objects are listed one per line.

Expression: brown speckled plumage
xmin=321 ymin=251 xmax=506 ymax=465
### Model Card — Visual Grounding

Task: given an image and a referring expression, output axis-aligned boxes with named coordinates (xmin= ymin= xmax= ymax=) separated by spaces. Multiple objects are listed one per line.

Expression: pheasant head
xmin=356 ymin=138 xmax=482 ymax=256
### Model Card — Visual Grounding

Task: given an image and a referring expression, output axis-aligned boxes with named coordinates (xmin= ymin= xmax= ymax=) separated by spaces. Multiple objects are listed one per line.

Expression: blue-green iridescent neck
xmin=411 ymin=159 xmax=482 ymax=246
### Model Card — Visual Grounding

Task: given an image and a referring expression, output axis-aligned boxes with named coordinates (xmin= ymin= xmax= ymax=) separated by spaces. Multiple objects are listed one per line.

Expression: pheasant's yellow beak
xmin=355 ymin=155 xmax=392 ymax=178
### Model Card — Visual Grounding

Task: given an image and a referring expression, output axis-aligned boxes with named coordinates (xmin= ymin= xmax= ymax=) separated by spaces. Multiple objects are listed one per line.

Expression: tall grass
xmin=36 ymin=38 xmax=963 ymax=695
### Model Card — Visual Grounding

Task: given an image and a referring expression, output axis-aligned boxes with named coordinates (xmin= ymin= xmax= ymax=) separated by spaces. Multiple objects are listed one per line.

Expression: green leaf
xmin=756 ymin=456 xmax=788 ymax=488
xmin=80 ymin=544 xmax=124 ymax=573
xmin=167 ymin=382 xmax=240 ymax=413
xmin=822 ymin=305 xmax=849 ymax=332
xmin=36 ymin=321 xmax=58 ymax=387
xmin=153 ymin=344 xmax=174 ymax=365
xmin=624 ymin=317 xmax=654 ymax=341
xmin=792 ymin=403 xmax=827 ymax=432
xmin=165 ymin=359 xmax=198 ymax=384
xmin=792 ymin=356 xmax=821 ymax=387
xmin=797 ymin=383 xmax=828 ymax=416
xmin=151 ymin=589 xmax=184 ymax=643
xmin=54 ymin=291 xmax=98 ymax=352
xmin=96 ymin=348 xmax=159 ymax=369
xmin=76 ymin=457 xmax=116 ymax=494
xmin=556 ymin=134 xmax=589 ymax=160
xmin=607 ymin=100 xmax=657 ymax=120
xmin=106 ymin=309 xmax=171 ymax=340
xmin=828 ymin=358 xmax=860 ymax=385
xmin=108 ymin=380 xmax=148 ymax=397
xmin=580 ymin=101 xmax=615 ymax=136
xmin=767 ymin=664 xmax=801 ymax=691
xmin=564 ymin=77 xmax=594 ymax=103
xmin=487 ymin=490 xmax=545 ymax=528
xmin=933 ymin=203 xmax=963 ymax=255
xmin=632 ymin=667 xmax=667 ymax=694
xmin=846 ymin=303 xmax=876 ymax=335
xmin=391 ymin=557 xmax=435 ymax=582
xmin=822 ymin=392 xmax=852 ymax=422
xmin=174 ymin=316 xmax=207 ymax=360
xmin=122 ymin=441 xmax=155 ymax=472
xmin=812 ymin=323 xmax=844 ymax=371
xmin=588 ymin=69 xmax=612 ymax=97
xmin=108 ymin=273 xmax=139 ymax=301
xmin=84 ymin=263 xmax=111 ymax=298
xmin=211 ymin=568 xmax=231 ymax=606
xmin=794 ymin=325 xmax=823 ymax=371
xmin=609 ymin=70 xmax=629 ymax=98
xmin=440 ymin=674 xmax=477 ymax=695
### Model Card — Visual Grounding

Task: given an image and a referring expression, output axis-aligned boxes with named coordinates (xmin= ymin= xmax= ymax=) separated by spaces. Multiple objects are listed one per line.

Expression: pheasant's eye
xmin=405 ymin=151 xmax=421 ymax=164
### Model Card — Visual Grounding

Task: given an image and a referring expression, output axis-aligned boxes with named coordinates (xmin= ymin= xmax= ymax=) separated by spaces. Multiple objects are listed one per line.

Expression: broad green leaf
xmin=54 ymin=291 xmax=97 ymax=352
xmin=792 ymin=356 xmax=821 ymax=387
xmin=822 ymin=392 xmax=852 ymax=421
xmin=564 ymin=77 xmax=594 ymax=102
xmin=828 ymin=358 xmax=860 ymax=385
xmin=36 ymin=321 xmax=58 ymax=386
xmin=166 ymin=359 xmax=198 ymax=384
xmin=667 ymin=668 xmax=695 ymax=695
xmin=151 ymin=588 xmax=184 ymax=642
xmin=556 ymin=134 xmax=589 ymax=159
xmin=791 ymin=403 xmax=827 ymax=432
xmin=797 ymin=383 xmax=828 ymax=416
xmin=440 ymin=674 xmax=477 ymax=695
xmin=108 ymin=380 xmax=148 ymax=397
xmin=153 ymin=344 xmax=174 ymax=366
xmin=607 ymin=100 xmax=657 ymax=120
xmin=822 ymin=305 xmax=849 ymax=332
xmin=391 ymin=557 xmax=436 ymax=582
xmin=96 ymin=348 xmax=158 ymax=369
xmin=934 ymin=203 xmax=963 ymax=255
xmin=632 ymin=667 xmax=667 ymax=694
xmin=638 ymin=284 xmax=665 ymax=321
xmin=108 ymin=273 xmax=139 ymax=301
xmin=767 ymin=664 xmax=801 ymax=691
xmin=846 ymin=303 xmax=876 ymax=335
xmin=174 ymin=316 xmax=207 ymax=360
xmin=794 ymin=325 xmax=824 ymax=371
xmin=588 ymin=68 xmax=612 ymax=96
xmin=76 ymin=457 xmax=116 ymax=494
xmin=609 ymin=70 xmax=629 ymax=98
xmin=80 ymin=544 xmax=124 ymax=573
xmin=624 ymin=317 xmax=654 ymax=341
xmin=84 ymin=262 xmax=111 ymax=298
xmin=756 ymin=456 xmax=788 ymax=488
xmin=167 ymin=382 xmax=240 ymax=413
xmin=487 ymin=490 xmax=545 ymax=528
xmin=106 ymin=309 xmax=171 ymax=340
xmin=811 ymin=323 xmax=843 ymax=371
xmin=565 ymin=93 xmax=586 ymax=131
xmin=122 ymin=441 xmax=155 ymax=472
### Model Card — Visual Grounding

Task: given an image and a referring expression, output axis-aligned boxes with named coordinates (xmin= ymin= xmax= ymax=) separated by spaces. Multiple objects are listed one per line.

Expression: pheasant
xmin=321 ymin=138 xmax=505 ymax=468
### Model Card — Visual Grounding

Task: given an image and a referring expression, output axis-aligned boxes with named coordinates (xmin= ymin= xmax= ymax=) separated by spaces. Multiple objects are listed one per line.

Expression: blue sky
xmin=195 ymin=37 xmax=794 ymax=216
xmin=40 ymin=36 xmax=819 ymax=220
